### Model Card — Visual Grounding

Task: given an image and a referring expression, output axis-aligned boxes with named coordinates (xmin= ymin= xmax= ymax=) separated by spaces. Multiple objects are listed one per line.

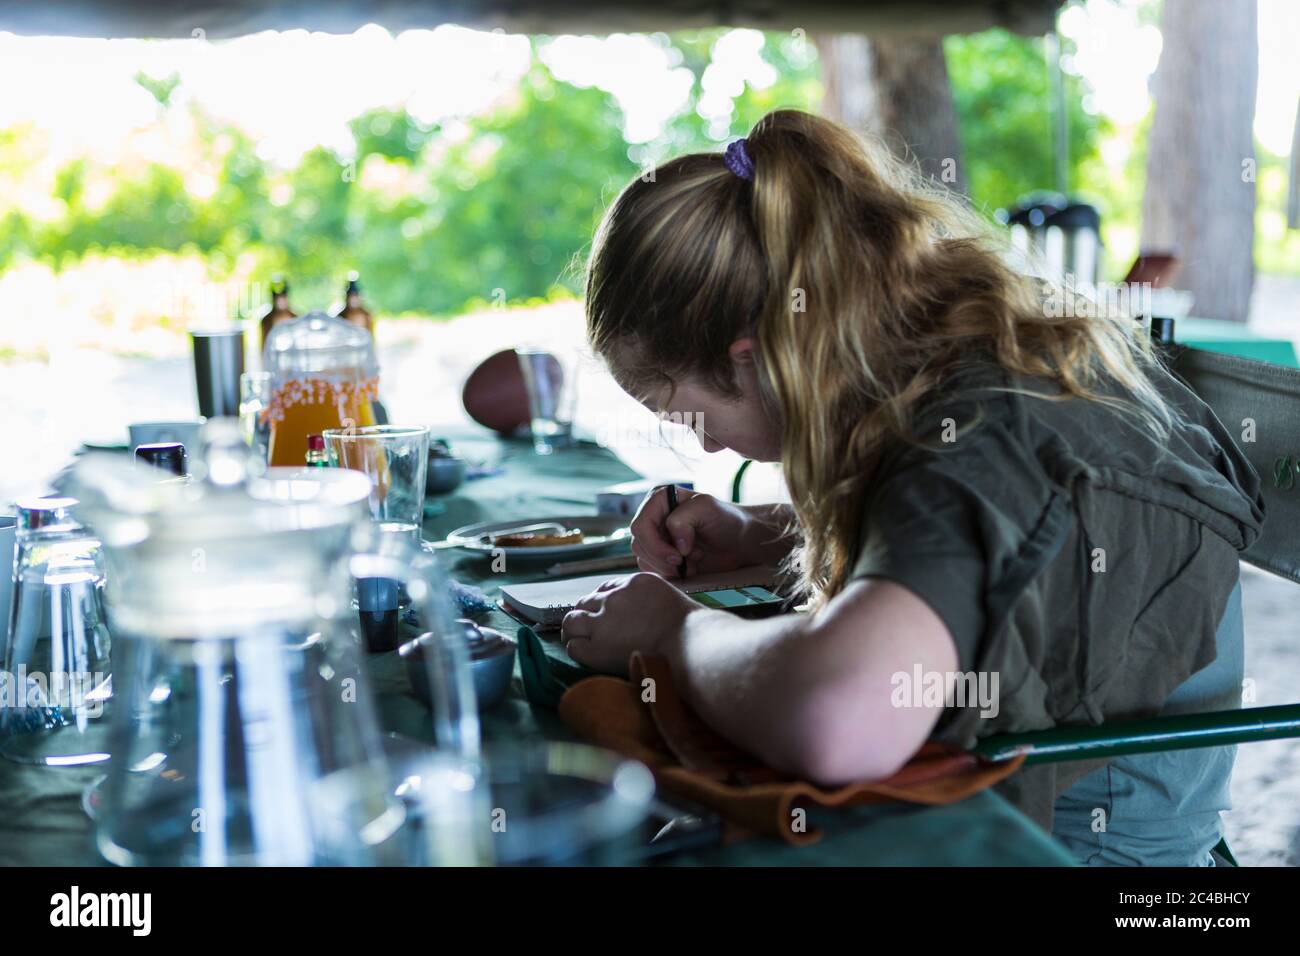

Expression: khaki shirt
xmin=851 ymin=358 xmax=1265 ymax=830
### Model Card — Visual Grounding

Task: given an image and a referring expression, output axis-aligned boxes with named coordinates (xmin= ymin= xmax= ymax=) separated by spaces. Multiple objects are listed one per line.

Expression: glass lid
xmin=62 ymin=420 xmax=372 ymax=550
xmin=59 ymin=420 xmax=376 ymax=638
xmin=263 ymin=311 xmax=378 ymax=379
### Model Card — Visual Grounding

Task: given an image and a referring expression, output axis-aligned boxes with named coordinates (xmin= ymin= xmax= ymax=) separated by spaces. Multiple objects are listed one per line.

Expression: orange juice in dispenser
xmin=263 ymin=312 xmax=380 ymax=467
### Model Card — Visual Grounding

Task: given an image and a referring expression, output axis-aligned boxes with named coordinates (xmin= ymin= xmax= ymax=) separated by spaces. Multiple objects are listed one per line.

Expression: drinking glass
xmin=516 ymin=349 xmax=578 ymax=455
xmin=0 ymin=497 xmax=113 ymax=766
xmin=239 ymin=371 xmax=272 ymax=463
xmin=323 ymin=425 xmax=430 ymax=539
xmin=325 ymin=425 xmax=431 ymax=652
xmin=0 ymin=514 xmax=15 ymax=645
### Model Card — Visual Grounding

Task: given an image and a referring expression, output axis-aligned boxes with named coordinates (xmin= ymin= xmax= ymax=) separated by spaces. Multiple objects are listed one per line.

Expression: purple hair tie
xmin=724 ymin=139 xmax=755 ymax=181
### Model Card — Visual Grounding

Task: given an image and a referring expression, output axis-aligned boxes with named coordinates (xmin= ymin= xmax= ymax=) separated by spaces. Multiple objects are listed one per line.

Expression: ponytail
xmin=587 ymin=109 xmax=1171 ymax=601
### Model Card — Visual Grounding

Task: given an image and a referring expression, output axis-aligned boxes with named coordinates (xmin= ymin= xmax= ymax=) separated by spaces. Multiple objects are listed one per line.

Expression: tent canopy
xmin=0 ymin=0 xmax=1059 ymax=40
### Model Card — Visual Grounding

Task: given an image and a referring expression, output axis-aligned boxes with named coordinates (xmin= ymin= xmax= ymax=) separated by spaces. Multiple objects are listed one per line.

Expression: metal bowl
xmin=426 ymin=455 xmax=467 ymax=495
xmin=400 ymin=619 xmax=515 ymax=711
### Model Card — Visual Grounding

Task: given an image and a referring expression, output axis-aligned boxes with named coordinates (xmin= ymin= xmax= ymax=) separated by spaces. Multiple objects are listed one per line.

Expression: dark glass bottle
xmin=259 ymin=276 xmax=297 ymax=349
xmin=334 ymin=272 xmax=373 ymax=335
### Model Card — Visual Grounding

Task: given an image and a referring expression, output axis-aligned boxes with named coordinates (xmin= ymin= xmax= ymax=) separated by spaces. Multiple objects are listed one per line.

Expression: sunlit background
xmin=2 ymin=0 xmax=1297 ymax=336
xmin=0 ymin=0 xmax=1296 ymax=486
xmin=3 ymin=0 xmax=1297 ymax=516
xmin=1 ymin=0 xmax=1299 ymax=865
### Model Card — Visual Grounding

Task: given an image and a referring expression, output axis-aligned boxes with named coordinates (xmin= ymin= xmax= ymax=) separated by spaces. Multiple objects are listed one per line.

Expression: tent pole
xmin=1046 ymin=22 xmax=1068 ymax=195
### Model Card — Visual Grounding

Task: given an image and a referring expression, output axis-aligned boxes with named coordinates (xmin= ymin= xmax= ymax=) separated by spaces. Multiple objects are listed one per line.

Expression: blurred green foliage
xmin=946 ymin=27 xmax=1143 ymax=278
xmin=351 ymin=63 xmax=641 ymax=314
xmin=0 ymin=31 xmax=819 ymax=315
xmin=0 ymin=23 xmax=1294 ymax=323
xmin=1255 ymin=145 xmax=1300 ymax=275
xmin=945 ymin=29 xmax=1103 ymax=215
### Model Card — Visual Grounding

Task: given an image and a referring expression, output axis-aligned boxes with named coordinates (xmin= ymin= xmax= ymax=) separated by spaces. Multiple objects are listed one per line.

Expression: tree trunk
xmin=816 ymin=33 xmax=875 ymax=133
xmin=1142 ymin=0 xmax=1259 ymax=324
xmin=817 ymin=32 xmax=967 ymax=195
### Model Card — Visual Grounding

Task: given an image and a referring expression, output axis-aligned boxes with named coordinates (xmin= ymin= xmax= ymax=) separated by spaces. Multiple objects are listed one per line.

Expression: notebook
xmin=498 ymin=566 xmax=780 ymax=630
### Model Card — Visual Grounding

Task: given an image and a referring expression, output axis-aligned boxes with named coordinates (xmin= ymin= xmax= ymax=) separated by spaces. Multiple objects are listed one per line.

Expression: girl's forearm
xmin=661 ymin=607 xmax=822 ymax=776
xmin=658 ymin=580 xmax=956 ymax=785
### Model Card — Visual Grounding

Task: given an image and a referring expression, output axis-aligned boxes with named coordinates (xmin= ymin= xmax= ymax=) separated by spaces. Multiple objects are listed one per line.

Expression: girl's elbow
xmin=793 ymin=734 xmax=911 ymax=787
xmin=775 ymin=692 xmax=916 ymax=786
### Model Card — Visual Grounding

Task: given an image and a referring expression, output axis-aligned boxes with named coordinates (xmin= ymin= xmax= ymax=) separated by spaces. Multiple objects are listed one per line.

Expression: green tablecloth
xmin=1180 ymin=317 xmax=1300 ymax=368
xmin=0 ymin=429 xmax=1073 ymax=867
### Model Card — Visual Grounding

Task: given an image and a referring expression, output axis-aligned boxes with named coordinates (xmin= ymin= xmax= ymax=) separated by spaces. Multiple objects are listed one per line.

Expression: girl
xmin=561 ymin=109 xmax=1264 ymax=865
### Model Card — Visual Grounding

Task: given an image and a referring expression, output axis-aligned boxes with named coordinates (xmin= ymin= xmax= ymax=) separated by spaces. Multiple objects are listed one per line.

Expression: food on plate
xmin=491 ymin=528 xmax=585 ymax=548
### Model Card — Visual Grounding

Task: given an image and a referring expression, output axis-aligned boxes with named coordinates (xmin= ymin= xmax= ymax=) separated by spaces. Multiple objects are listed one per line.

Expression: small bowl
xmin=426 ymin=455 xmax=467 ymax=495
xmin=400 ymin=619 xmax=516 ymax=711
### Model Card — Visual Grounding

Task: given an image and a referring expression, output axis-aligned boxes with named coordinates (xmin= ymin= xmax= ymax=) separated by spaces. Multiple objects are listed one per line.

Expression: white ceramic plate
xmin=442 ymin=514 xmax=630 ymax=560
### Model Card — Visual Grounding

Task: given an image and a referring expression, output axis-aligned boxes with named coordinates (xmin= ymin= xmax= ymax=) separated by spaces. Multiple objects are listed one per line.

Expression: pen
xmin=664 ymin=484 xmax=686 ymax=580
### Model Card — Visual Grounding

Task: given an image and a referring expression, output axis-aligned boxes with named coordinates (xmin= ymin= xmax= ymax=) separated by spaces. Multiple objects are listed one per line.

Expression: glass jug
xmin=62 ymin=420 xmax=479 ymax=866
xmin=263 ymin=312 xmax=380 ymax=468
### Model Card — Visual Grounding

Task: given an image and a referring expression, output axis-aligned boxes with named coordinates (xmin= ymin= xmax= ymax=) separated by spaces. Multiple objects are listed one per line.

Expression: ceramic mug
xmin=128 ymin=419 xmax=205 ymax=453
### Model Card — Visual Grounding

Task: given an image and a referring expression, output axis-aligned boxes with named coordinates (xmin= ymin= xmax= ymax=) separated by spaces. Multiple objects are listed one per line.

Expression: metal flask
xmin=190 ymin=328 xmax=246 ymax=419
xmin=61 ymin=420 xmax=482 ymax=866
xmin=1005 ymin=195 xmax=1102 ymax=290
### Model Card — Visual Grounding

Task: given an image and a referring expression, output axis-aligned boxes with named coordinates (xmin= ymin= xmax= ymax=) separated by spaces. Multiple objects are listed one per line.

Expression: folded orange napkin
xmin=557 ymin=653 xmax=1024 ymax=846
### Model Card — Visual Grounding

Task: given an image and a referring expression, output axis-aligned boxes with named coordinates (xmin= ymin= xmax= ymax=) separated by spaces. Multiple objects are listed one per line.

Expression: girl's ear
xmin=728 ymin=337 xmax=759 ymax=365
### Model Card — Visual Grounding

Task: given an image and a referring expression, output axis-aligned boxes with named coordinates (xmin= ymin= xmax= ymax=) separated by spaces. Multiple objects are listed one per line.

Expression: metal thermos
xmin=1005 ymin=195 xmax=1102 ymax=288
xmin=190 ymin=328 xmax=246 ymax=418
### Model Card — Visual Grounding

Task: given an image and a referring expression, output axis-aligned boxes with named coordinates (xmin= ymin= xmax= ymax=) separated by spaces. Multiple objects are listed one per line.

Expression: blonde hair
xmin=586 ymin=109 xmax=1172 ymax=603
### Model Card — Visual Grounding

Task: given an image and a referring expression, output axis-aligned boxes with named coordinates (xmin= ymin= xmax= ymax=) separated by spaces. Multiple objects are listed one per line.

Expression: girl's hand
xmin=630 ymin=487 xmax=769 ymax=577
xmin=561 ymin=573 xmax=698 ymax=676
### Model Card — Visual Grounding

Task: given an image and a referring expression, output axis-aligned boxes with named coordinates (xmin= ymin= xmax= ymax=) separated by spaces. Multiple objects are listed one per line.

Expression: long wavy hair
xmin=585 ymin=108 xmax=1172 ymax=604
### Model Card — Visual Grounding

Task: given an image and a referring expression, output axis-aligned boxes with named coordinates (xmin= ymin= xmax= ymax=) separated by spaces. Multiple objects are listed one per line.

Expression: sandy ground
xmin=1227 ymin=564 xmax=1300 ymax=866
xmin=1 ymin=290 xmax=1297 ymax=865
